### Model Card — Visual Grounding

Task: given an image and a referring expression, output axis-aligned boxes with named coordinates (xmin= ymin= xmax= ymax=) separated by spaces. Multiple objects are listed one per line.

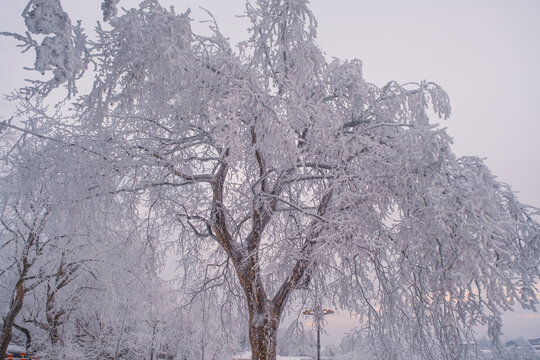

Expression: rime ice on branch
xmin=1 ymin=1 xmax=539 ymax=360
xmin=1 ymin=0 xmax=87 ymax=97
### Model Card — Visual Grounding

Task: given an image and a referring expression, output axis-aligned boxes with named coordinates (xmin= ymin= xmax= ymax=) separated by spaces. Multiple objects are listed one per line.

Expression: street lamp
xmin=145 ymin=318 xmax=163 ymax=360
xmin=303 ymin=307 xmax=334 ymax=360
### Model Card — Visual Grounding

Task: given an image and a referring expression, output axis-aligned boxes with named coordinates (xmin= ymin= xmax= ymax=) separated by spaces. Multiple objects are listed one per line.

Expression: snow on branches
xmin=1 ymin=0 xmax=87 ymax=98
xmin=101 ymin=0 xmax=120 ymax=22
xmin=1 ymin=1 xmax=539 ymax=360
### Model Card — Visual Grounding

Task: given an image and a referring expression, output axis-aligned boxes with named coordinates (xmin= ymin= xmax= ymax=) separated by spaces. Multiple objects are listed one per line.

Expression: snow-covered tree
xmin=0 ymin=99 xmax=169 ymax=360
xmin=2 ymin=1 xmax=540 ymax=360
xmin=0 ymin=132 xmax=69 ymax=359
xmin=276 ymin=320 xmax=314 ymax=357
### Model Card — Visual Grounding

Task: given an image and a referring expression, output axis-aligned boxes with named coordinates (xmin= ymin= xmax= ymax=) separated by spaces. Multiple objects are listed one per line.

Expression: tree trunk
xmin=249 ymin=310 xmax=279 ymax=360
xmin=46 ymin=283 xmax=63 ymax=346
xmin=0 ymin=279 xmax=27 ymax=360
xmin=12 ymin=324 xmax=31 ymax=351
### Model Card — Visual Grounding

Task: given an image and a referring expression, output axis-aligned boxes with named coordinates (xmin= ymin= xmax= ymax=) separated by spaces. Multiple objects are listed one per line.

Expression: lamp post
xmin=303 ymin=307 xmax=334 ymax=360
xmin=146 ymin=318 xmax=163 ymax=360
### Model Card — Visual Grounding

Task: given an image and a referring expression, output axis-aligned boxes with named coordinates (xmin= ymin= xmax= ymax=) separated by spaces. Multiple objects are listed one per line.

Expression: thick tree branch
xmin=272 ymin=189 xmax=333 ymax=314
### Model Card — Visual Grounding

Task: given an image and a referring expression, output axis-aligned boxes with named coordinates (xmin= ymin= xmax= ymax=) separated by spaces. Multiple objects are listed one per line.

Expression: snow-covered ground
xmin=233 ymin=352 xmax=312 ymax=360
xmin=6 ymin=344 xmax=26 ymax=355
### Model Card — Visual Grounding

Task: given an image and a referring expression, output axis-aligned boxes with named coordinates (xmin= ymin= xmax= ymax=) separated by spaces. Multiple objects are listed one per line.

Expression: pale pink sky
xmin=1 ymin=0 xmax=539 ymax=346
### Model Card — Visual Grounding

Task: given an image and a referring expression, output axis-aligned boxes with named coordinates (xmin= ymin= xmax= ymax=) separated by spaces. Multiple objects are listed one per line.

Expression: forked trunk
xmin=0 ymin=280 xmax=26 ymax=360
xmin=46 ymin=284 xmax=63 ymax=346
xmin=249 ymin=311 xmax=279 ymax=360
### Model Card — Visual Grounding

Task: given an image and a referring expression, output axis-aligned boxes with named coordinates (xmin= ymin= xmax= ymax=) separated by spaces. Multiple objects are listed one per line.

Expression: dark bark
xmin=45 ymin=255 xmax=77 ymax=347
xmin=46 ymin=282 xmax=65 ymax=346
xmin=1 ymin=214 xmax=47 ymax=360
xmin=12 ymin=324 xmax=31 ymax=351
xmin=208 ymin=144 xmax=332 ymax=360
xmin=0 ymin=274 xmax=28 ymax=360
xmin=249 ymin=310 xmax=279 ymax=360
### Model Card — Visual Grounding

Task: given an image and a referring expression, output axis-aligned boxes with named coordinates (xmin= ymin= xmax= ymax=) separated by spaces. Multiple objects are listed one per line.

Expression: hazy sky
xmin=1 ymin=0 xmax=539 ymax=345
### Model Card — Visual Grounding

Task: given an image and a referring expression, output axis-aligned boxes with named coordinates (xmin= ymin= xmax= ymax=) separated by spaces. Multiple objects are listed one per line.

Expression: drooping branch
xmin=272 ymin=189 xmax=333 ymax=314
xmin=12 ymin=323 xmax=31 ymax=350
xmin=210 ymin=155 xmax=239 ymax=264
xmin=1 ymin=120 xmax=107 ymax=160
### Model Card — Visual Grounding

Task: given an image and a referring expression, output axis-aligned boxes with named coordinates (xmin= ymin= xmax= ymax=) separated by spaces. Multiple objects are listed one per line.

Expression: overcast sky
xmin=1 ymin=0 xmax=539 ymax=345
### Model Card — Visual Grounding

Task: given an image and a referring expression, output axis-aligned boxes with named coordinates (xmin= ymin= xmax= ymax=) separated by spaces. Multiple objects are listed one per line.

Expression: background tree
xmin=1 ymin=1 xmax=539 ymax=360
xmin=276 ymin=320 xmax=315 ymax=358
xmin=0 ymin=98 xmax=173 ymax=360
xmin=0 ymin=133 xmax=66 ymax=359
